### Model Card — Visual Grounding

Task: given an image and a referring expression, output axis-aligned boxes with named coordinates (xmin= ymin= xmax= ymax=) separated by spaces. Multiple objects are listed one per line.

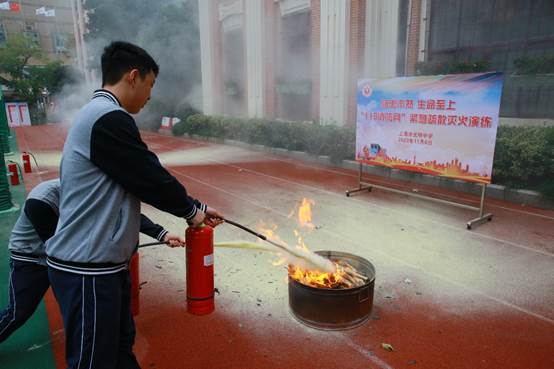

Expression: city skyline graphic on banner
xmin=356 ymin=72 xmax=504 ymax=184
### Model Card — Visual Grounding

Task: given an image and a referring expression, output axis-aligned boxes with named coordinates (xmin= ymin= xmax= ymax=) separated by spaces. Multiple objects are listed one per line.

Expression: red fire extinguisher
xmin=186 ymin=224 xmax=215 ymax=315
xmin=22 ymin=152 xmax=32 ymax=173
xmin=130 ymin=252 xmax=140 ymax=316
xmin=7 ymin=161 xmax=20 ymax=186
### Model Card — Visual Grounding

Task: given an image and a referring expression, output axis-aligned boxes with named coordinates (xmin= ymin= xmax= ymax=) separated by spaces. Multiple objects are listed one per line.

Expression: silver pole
xmin=358 ymin=162 xmax=362 ymax=190
xmin=479 ymin=184 xmax=486 ymax=217
xmin=75 ymin=0 xmax=90 ymax=83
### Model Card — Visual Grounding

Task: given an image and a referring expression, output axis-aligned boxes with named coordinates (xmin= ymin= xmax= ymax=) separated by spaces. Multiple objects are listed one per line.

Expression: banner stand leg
xmin=466 ymin=184 xmax=493 ymax=230
xmin=346 ymin=163 xmax=493 ymax=230
xmin=345 ymin=162 xmax=372 ymax=197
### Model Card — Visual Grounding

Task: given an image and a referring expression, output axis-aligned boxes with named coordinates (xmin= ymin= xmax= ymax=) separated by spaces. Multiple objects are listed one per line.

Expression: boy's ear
xmin=128 ymin=69 xmax=140 ymax=85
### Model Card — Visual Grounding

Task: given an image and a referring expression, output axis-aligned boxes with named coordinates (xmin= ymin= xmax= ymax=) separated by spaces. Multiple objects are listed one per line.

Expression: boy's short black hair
xmin=101 ymin=41 xmax=159 ymax=86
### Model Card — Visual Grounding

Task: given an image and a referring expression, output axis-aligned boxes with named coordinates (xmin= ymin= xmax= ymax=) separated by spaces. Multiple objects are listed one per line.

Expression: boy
xmin=46 ymin=41 xmax=223 ymax=369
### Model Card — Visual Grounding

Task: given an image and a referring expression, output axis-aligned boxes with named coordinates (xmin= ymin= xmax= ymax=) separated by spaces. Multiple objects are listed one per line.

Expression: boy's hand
xmin=163 ymin=233 xmax=186 ymax=247
xmin=188 ymin=208 xmax=206 ymax=227
xmin=204 ymin=207 xmax=224 ymax=228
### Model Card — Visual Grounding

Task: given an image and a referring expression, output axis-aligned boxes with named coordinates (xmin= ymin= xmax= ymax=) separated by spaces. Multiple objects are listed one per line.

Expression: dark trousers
xmin=0 ymin=258 xmax=50 ymax=343
xmin=48 ymin=267 xmax=140 ymax=369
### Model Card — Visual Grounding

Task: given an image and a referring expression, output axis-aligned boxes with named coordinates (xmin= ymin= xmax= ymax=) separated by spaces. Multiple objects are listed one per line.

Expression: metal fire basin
xmin=288 ymin=251 xmax=376 ymax=330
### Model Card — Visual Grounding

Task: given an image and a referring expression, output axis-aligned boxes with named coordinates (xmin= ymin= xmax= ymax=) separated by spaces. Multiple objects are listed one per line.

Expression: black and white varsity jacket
xmin=46 ymin=89 xmax=205 ymax=275
xmin=10 ymin=179 xmax=168 ymax=267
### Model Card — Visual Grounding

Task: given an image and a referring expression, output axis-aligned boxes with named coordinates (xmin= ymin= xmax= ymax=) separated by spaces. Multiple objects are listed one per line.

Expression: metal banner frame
xmin=346 ymin=162 xmax=493 ymax=230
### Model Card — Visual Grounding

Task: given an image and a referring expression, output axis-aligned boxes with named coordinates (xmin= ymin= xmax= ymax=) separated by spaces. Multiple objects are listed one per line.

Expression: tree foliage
xmin=0 ymin=35 xmax=67 ymax=105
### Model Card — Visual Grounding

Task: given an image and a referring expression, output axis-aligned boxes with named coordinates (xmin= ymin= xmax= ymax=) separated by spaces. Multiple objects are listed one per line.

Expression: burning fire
xmin=259 ymin=198 xmax=366 ymax=289
xmin=288 ymin=261 xmax=354 ymax=289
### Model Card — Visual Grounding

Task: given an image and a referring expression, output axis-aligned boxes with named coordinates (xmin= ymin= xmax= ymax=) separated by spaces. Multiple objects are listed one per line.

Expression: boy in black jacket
xmin=46 ymin=41 xmax=223 ymax=369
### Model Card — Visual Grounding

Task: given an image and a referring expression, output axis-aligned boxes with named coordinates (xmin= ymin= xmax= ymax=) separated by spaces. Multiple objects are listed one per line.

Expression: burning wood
xmin=288 ymin=259 xmax=368 ymax=289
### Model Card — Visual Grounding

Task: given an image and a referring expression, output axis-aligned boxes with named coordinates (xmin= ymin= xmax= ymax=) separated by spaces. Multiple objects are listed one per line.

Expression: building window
xmin=21 ymin=22 xmax=39 ymax=45
xmin=23 ymin=31 xmax=40 ymax=45
xmin=222 ymin=29 xmax=245 ymax=116
xmin=52 ymin=33 xmax=68 ymax=53
xmin=277 ymin=11 xmax=312 ymax=121
xmin=24 ymin=22 xmax=35 ymax=32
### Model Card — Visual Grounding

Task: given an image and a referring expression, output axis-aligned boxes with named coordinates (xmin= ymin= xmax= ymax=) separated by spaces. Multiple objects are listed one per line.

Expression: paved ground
xmin=3 ymin=124 xmax=553 ymax=369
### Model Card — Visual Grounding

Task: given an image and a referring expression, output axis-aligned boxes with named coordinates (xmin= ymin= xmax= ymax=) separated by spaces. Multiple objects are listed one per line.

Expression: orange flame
xmin=297 ymin=198 xmax=315 ymax=229
xmin=288 ymin=262 xmax=349 ymax=289
xmin=258 ymin=199 xmax=351 ymax=288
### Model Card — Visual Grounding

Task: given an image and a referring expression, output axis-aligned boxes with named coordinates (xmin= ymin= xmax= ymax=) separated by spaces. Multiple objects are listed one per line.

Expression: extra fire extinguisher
xmin=7 ymin=161 xmax=21 ymax=186
xmin=22 ymin=152 xmax=32 ymax=173
xmin=129 ymin=252 xmax=140 ymax=316
xmin=186 ymin=224 xmax=215 ymax=315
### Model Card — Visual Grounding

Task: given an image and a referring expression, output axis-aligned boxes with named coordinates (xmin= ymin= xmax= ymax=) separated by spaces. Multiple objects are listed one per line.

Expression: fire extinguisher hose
xmin=138 ymin=240 xmax=169 ymax=248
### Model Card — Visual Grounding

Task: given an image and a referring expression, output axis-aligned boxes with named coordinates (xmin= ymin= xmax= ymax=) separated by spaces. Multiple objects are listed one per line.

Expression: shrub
xmin=493 ymin=126 xmax=554 ymax=199
xmin=175 ymin=114 xmax=553 ymax=198
xmin=171 ymin=121 xmax=187 ymax=136
xmin=416 ymin=59 xmax=491 ymax=75
xmin=513 ymin=56 xmax=554 ymax=75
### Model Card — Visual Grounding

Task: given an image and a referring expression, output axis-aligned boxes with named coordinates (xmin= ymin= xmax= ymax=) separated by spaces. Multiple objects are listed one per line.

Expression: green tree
xmin=0 ymin=35 xmax=67 ymax=123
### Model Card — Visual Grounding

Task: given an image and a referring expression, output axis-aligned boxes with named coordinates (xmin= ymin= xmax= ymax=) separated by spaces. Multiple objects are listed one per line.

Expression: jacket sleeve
xmin=24 ymin=199 xmax=59 ymax=243
xmin=90 ymin=110 xmax=207 ymax=220
xmin=139 ymin=214 xmax=168 ymax=241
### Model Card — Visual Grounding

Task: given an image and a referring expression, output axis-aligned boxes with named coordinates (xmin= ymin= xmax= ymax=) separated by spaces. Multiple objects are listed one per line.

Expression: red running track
xmin=12 ymin=125 xmax=554 ymax=369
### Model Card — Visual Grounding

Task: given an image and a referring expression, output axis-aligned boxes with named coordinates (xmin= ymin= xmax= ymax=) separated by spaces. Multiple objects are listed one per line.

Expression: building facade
xmin=0 ymin=0 xmax=77 ymax=64
xmin=198 ymin=0 xmax=553 ymax=125
xmin=198 ymin=0 xmax=421 ymax=125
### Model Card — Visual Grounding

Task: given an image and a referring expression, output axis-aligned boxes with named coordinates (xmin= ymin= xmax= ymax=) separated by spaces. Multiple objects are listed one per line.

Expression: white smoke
xmin=49 ymin=0 xmax=201 ymax=128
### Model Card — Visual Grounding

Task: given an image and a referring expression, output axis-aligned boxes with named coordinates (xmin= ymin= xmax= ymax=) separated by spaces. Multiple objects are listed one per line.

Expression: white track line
xmin=153 ymin=133 xmax=554 ymax=221
xmin=156 ymin=144 xmax=552 ymax=259
xmin=216 ymin=161 xmax=554 ymax=258
xmin=168 ymin=167 xmax=554 ymax=325
xmin=146 ymin=136 xmax=554 ymax=257
xmin=341 ymin=335 xmax=395 ymax=369
xmin=261 ymin=153 xmax=554 ymax=221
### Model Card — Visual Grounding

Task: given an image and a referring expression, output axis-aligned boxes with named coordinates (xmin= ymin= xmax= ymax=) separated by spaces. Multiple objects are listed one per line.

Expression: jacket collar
xmin=92 ymin=89 xmax=121 ymax=107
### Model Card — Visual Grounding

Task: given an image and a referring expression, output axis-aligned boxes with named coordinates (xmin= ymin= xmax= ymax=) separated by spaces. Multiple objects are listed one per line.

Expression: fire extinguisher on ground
xmin=7 ymin=161 xmax=21 ymax=186
xmin=22 ymin=151 xmax=39 ymax=173
xmin=186 ymin=224 xmax=215 ymax=315
xmin=22 ymin=152 xmax=32 ymax=173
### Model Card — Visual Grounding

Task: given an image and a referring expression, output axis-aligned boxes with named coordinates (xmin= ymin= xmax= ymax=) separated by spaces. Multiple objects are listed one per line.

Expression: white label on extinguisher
xmin=203 ymin=254 xmax=214 ymax=266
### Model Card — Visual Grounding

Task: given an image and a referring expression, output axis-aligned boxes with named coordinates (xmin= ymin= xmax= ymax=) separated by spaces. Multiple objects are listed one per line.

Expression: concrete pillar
xmin=199 ymin=0 xmax=218 ymax=115
xmin=405 ymin=0 xmax=422 ymax=76
xmin=319 ymin=0 xmax=350 ymax=125
xmin=244 ymin=0 xmax=264 ymax=117
xmin=310 ymin=0 xmax=321 ymax=121
xmin=263 ymin=0 xmax=279 ymax=119
xmin=347 ymin=0 xmax=366 ymax=125
xmin=364 ymin=0 xmax=400 ymax=78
